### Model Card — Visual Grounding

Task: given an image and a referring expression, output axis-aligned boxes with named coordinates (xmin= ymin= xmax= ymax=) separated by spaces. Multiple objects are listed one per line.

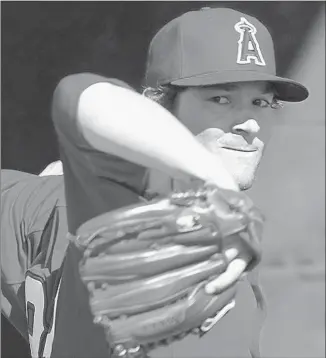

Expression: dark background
xmin=1 ymin=1 xmax=322 ymax=174
xmin=1 ymin=2 xmax=324 ymax=358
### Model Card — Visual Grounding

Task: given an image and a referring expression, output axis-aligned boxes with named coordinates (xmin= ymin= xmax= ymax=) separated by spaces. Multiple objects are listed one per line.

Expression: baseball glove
xmin=73 ymin=185 xmax=264 ymax=358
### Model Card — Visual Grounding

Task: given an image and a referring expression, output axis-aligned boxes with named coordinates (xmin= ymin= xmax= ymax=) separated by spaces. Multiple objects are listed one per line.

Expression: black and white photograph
xmin=1 ymin=2 xmax=325 ymax=358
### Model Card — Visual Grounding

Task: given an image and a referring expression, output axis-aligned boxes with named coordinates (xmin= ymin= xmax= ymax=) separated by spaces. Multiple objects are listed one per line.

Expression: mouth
xmin=221 ymin=146 xmax=258 ymax=153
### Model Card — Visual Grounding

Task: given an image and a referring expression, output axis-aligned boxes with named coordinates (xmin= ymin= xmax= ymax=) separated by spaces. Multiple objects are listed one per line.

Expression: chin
xmin=220 ymin=152 xmax=262 ymax=191
xmin=225 ymin=163 xmax=259 ymax=191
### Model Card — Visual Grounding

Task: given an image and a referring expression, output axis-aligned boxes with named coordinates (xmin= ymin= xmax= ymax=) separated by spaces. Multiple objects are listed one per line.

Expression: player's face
xmin=173 ymin=81 xmax=278 ymax=190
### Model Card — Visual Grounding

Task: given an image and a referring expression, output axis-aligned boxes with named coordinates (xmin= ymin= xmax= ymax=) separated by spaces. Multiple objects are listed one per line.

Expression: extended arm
xmin=77 ymin=82 xmax=238 ymax=191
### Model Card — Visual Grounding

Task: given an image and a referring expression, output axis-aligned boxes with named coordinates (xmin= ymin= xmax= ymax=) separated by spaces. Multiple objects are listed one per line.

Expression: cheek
xmin=174 ymin=98 xmax=231 ymax=135
xmin=174 ymin=101 xmax=208 ymax=134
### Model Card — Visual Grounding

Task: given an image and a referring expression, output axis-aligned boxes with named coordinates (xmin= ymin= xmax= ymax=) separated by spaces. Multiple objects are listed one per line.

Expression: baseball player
xmin=1 ymin=7 xmax=308 ymax=358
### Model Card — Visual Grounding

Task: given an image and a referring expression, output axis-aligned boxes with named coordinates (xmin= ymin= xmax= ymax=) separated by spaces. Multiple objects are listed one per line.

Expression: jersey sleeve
xmin=52 ymin=73 xmax=147 ymax=233
xmin=51 ymin=73 xmax=145 ymax=187
xmin=45 ymin=74 xmax=153 ymax=356
xmin=52 ymin=73 xmax=134 ymax=154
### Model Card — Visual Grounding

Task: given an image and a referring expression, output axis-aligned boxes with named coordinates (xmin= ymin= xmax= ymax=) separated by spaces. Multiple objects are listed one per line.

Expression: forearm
xmin=78 ymin=83 xmax=238 ymax=191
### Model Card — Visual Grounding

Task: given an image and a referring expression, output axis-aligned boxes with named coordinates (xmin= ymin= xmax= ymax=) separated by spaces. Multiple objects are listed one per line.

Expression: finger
xmin=224 ymin=246 xmax=252 ymax=280
xmin=205 ymin=256 xmax=250 ymax=295
xmin=224 ymin=247 xmax=240 ymax=262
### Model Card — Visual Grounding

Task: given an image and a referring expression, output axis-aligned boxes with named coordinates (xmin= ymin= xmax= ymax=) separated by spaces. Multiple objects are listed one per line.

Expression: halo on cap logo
xmin=234 ymin=17 xmax=266 ymax=66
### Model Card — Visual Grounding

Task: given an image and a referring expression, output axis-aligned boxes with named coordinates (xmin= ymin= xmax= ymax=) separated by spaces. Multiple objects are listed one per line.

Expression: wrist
xmin=196 ymin=151 xmax=239 ymax=192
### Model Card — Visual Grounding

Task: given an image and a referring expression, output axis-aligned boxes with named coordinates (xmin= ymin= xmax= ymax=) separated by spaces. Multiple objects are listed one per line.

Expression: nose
xmin=232 ymin=119 xmax=260 ymax=142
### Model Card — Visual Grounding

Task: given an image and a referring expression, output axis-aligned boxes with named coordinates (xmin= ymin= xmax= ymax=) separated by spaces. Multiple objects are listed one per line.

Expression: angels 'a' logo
xmin=234 ymin=17 xmax=266 ymax=66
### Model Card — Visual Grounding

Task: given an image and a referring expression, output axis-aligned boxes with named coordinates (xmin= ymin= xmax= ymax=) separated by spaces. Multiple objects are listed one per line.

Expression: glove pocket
xmin=88 ymin=253 xmax=228 ymax=318
xmin=80 ymin=244 xmax=219 ymax=281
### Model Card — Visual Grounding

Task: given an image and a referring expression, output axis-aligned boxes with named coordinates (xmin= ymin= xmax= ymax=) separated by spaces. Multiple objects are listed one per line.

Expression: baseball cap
xmin=145 ymin=8 xmax=309 ymax=102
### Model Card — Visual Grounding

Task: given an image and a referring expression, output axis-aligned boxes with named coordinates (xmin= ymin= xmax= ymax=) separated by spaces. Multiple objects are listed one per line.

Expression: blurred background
xmin=1 ymin=2 xmax=325 ymax=357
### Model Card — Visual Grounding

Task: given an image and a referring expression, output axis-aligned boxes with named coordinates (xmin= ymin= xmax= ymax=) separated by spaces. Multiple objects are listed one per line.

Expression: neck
xmin=145 ymin=169 xmax=172 ymax=197
xmin=146 ymin=168 xmax=208 ymax=197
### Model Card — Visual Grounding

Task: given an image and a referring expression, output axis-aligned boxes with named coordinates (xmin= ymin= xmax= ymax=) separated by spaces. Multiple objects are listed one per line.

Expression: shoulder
xmin=27 ymin=176 xmax=66 ymax=232
xmin=1 ymin=171 xmax=66 ymax=235
xmin=1 ymin=173 xmax=67 ymax=285
xmin=1 ymin=169 xmax=37 ymax=190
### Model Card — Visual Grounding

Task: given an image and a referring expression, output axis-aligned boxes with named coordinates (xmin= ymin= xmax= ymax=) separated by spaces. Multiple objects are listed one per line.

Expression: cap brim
xmin=170 ymin=71 xmax=309 ymax=102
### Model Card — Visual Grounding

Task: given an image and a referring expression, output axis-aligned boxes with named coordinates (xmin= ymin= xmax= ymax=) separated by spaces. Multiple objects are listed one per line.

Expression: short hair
xmin=142 ymin=83 xmax=284 ymax=110
xmin=142 ymin=85 xmax=183 ymax=112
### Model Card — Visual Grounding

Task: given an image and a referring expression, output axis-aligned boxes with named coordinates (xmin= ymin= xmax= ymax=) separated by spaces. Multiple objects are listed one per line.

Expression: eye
xmin=252 ymin=99 xmax=271 ymax=108
xmin=211 ymin=96 xmax=230 ymax=104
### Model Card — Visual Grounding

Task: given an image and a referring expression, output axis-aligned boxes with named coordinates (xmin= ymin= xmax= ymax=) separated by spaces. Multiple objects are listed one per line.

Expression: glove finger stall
xmin=87 ymin=253 xmax=227 ymax=318
xmin=101 ymin=285 xmax=237 ymax=347
xmin=85 ymin=227 xmax=221 ymax=256
xmin=80 ymin=244 xmax=220 ymax=281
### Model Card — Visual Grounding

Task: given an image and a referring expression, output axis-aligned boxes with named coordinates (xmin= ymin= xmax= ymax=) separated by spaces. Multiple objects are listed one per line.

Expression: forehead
xmin=194 ymin=81 xmax=275 ymax=94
